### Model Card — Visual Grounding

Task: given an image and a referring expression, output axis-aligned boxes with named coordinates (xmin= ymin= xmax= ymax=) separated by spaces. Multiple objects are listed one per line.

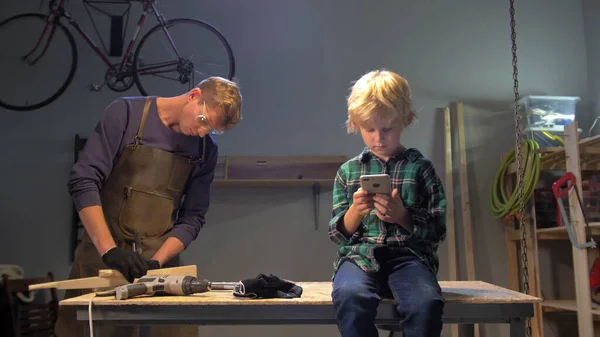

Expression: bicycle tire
xmin=0 ymin=13 xmax=78 ymax=111
xmin=133 ymin=18 xmax=236 ymax=96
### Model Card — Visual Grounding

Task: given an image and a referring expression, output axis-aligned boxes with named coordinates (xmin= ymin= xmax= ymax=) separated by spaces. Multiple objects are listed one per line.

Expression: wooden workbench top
xmin=59 ymin=281 xmax=542 ymax=307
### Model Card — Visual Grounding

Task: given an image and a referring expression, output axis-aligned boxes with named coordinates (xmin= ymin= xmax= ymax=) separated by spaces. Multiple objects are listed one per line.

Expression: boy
xmin=328 ymin=69 xmax=447 ymax=337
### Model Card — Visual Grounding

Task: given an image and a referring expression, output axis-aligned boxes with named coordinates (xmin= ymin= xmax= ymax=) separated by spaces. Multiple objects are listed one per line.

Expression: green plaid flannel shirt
xmin=328 ymin=147 xmax=447 ymax=277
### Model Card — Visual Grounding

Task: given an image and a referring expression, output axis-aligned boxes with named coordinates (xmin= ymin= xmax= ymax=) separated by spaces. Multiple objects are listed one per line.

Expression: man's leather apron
xmin=55 ymin=98 xmax=203 ymax=337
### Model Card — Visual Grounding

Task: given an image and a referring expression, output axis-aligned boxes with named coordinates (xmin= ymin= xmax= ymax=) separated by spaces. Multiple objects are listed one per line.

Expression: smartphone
xmin=359 ymin=174 xmax=392 ymax=194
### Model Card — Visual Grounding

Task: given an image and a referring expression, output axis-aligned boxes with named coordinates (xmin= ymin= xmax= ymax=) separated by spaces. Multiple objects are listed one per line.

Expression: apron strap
xmin=190 ymin=136 xmax=206 ymax=164
xmin=130 ymin=97 xmax=206 ymax=163
xmin=201 ymin=136 xmax=205 ymax=162
xmin=133 ymin=97 xmax=153 ymax=147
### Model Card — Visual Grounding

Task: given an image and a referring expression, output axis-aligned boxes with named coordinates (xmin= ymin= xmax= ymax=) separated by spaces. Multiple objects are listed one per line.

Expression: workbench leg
xmin=139 ymin=325 xmax=152 ymax=337
xmin=510 ymin=318 xmax=526 ymax=337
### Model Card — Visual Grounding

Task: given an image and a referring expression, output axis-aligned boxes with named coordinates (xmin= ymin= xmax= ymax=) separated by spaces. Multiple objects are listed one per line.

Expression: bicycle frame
xmin=28 ymin=0 xmax=182 ymax=76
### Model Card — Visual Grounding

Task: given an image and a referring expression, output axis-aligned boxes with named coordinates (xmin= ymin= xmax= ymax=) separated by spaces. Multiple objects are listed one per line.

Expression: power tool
xmin=96 ymin=274 xmax=237 ymax=300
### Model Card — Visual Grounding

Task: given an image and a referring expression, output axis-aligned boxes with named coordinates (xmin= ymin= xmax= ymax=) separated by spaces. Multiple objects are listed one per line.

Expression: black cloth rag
xmin=233 ymin=273 xmax=303 ymax=299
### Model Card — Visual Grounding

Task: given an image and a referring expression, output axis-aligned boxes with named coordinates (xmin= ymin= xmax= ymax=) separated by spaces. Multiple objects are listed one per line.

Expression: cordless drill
xmin=97 ymin=274 xmax=236 ymax=300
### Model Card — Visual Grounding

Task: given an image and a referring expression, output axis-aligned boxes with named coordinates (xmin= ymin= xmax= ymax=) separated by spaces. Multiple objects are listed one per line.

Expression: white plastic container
xmin=517 ymin=95 xmax=580 ymax=147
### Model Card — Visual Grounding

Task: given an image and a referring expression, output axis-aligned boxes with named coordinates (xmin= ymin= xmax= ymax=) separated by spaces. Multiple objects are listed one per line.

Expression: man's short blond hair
xmin=197 ymin=76 xmax=243 ymax=131
xmin=346 ymin=69 xmax=415 ymax=134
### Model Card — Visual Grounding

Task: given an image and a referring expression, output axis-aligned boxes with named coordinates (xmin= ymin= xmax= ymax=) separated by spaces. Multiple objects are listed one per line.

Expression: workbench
xmin=60 ymin=280 xmax=542 ymax=337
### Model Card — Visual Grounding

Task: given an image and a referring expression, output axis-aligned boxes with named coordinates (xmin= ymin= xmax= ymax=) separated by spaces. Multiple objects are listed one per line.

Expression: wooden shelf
xmin=506 ymin=222 xmax=600 ymax=241
xmin=536 ymin=222 xmax=600 ymax=240
xmin=213 ymin=179 xmax=333 ymax=188
xmin=212 ymin=155 xmax=346 ymax=188
xmin=507 ymin=133 xmax=600 ymax=174
xmin=542 ymin=300 xmax=600 ymax=317
xmin=212 ymin=155 xmax=348 ymax=231
xmin=216 ymin=155 xmax=347 ymax=180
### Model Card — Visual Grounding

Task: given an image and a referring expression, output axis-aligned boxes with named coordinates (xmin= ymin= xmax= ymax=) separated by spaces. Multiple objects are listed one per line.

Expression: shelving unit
xmin=211 ymin=155 xmax=346 ymax=187
xmin=211 ymin=155 xmax=348 ymax=230
xmin=213 ymin=179 xmax=334 ymax=188
xmin=503 ymin=121 xmax=600 ymax=337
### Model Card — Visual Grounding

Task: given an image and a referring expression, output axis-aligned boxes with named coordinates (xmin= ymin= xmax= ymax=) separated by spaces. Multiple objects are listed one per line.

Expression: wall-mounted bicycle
xmin=0 ymin=0 xmax=236 ymax=111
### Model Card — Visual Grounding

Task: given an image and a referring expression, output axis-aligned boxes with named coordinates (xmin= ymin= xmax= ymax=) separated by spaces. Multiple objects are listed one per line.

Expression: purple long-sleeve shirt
xmin=67 ymin=96 xmax=218 ymax=248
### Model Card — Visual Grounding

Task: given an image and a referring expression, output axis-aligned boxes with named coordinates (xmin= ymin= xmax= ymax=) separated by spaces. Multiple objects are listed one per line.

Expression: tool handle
xmin=115 ymin=283 xmax=148 ymax=300
xmin=210 ymin=282 xmax=238 ymax=291
xmin=552 ymin=172 xmax=576 ymax=198
xmin=188 ymin=278 xmax=211 ymax=294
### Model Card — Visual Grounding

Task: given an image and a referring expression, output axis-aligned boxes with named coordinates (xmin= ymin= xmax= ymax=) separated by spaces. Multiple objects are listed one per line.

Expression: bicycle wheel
xmin=133 ymin=18 xmax=235 ymax=97
xmin=0 ymin=13 xmax=77 ymax=111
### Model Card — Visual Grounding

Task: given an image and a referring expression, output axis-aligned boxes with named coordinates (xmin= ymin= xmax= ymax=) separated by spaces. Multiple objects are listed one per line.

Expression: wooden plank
xmin=59 ymin=281 xmax=543 ymax=306
xmin=442 ymin=106 xmax=459 ymax=337
xmin=213 ymin=179 xmax=334 ymax=188
xmin=452 ymin=102 xmax=480 ymax=337
xmin=97 ymin=265 xmax=197 ymax=278
xmin=526 ymin=204 xmax=544 ymax=337
xmin=225 ymin=156 xmax=348 ymax=164
xmin=28 ymin=275 xmax=124 ymax=291
xmin=537 ymin=222 xmax=600 ymax=240
xmin=443 ymin=106 xmax=457 ymax=282
xmin=454 ymin=102 xmax=476 ymax=282
xmin=564 ymin=121 xmax=595 ymax=337
xmin=29 ymin=265 xmax=197 ymax=291
xmin=542 ymin=300 xmax=600 ymax=316
xmin=225 ymin=156 xmax=347 ymax=180
xmin=504 ymin=223 xmax=520 ymax=291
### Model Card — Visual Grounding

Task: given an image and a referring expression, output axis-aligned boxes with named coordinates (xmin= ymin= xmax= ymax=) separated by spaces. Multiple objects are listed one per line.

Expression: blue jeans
xmin=331 ymin=255 xmax=444 ymax=337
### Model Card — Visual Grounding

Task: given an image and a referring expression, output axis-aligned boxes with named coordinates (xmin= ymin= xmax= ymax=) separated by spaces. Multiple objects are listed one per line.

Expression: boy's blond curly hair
xmin=346 ymin=69 xmax=415 ymax=134
xmin=197 ymin=76 xmax=243 ymax=131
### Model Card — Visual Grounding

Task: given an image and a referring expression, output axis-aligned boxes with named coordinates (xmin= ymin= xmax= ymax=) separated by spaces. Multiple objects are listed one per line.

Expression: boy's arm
xmin=328 ymin=168 xmax=361 ymax=245
xmin=405 ymin=161 xmax=447 ymax=244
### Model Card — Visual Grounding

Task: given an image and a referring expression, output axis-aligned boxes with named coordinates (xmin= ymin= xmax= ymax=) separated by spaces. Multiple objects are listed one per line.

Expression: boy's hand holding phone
xmin=373 ymin=188 xmax=414 ymax=232
xmin=341 ymin=188 xmax=374 ymax=236
xmin=350 ymin=188 xmax=374 ymax=216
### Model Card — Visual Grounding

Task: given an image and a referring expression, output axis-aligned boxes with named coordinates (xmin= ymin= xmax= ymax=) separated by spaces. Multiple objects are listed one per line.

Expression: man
xmin=55 ymin=76 xmax=243 ymax=337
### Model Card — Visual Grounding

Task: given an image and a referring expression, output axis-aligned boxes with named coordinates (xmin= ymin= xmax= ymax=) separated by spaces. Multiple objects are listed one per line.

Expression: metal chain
xmin=509 ymin=1 xmax=533 ymax=336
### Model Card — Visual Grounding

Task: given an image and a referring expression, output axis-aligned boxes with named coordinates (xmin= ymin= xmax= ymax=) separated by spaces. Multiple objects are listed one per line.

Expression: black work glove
xmin=101 ymin=247 xmax=150 ymax=283
xmin=233 ymin=273 xmax=303 ymax=299
xmin=147 ymin=259 xmax=161 ymax=270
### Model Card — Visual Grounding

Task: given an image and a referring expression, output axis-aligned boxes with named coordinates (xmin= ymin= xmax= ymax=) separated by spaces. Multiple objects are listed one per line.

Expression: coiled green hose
xmin=490 ymin=139 xmax=542 ymax=219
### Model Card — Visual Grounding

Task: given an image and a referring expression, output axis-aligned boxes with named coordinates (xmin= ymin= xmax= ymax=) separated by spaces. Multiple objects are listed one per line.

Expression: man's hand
xmin=101 ymin=247 xmax=151 ymax=282
xmin=372 ymin=188 xmax=413 ymax=231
